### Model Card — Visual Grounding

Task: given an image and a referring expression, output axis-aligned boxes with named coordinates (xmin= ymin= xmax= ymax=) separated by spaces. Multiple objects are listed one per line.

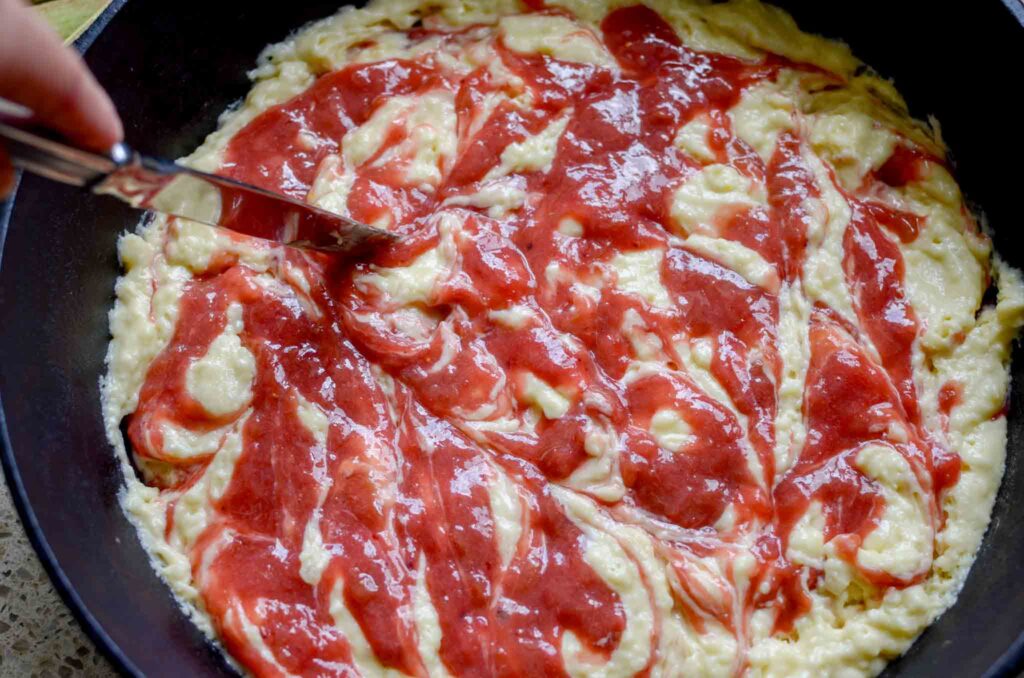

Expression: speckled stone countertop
xmin=0 ymin=480 xmax=116 ymax=677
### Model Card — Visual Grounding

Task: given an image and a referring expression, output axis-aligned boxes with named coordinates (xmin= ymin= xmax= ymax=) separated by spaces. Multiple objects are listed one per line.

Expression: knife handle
xmin=0 ymin=119 xmax=128 ymax=187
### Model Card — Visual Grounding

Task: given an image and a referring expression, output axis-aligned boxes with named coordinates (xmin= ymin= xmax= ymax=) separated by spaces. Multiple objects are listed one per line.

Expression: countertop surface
xmin=0 ymin=479 xmax=115 ymax=677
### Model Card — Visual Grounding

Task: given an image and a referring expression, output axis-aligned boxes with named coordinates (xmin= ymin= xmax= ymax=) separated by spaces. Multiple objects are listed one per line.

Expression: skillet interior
xmin=1 ymin=1 xmax=1022 ymax=675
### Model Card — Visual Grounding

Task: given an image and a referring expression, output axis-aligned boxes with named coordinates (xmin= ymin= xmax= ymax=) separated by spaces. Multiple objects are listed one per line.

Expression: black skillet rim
xmin=0 ymin=5 xmax=141 ymax=676
xmin=2 ymin=1 xmax=1024 ymax=676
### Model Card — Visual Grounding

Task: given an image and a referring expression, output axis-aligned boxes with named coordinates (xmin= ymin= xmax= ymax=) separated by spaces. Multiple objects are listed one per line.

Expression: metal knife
xmin=0 ymin=120 xmax=396 ymax=254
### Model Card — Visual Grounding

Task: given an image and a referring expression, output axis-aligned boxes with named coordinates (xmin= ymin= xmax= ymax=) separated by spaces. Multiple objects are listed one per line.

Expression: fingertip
xmin=98 ymin=94 xmax=124 ymax=147
xmin=0 ymin=150 xmax=14 ymax=201
xmin=57 ymin=69 xmax=124 ymax=151
xmin=81 ymin=88 xmax=124 ymax=150
xmin=108 ymin=106 xmax=125 ymax=144
xmin=78 ymin=64 xmax=124 ymax=147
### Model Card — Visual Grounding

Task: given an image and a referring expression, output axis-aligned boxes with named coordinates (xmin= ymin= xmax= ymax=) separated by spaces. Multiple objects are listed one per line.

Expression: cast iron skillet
xmin=2 ymin=1 xmax=1023 ymax=675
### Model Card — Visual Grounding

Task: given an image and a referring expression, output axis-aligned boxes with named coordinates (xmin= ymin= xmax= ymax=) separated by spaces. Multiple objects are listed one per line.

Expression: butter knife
xmin=0 ymin=120 xmax=395 ymax=254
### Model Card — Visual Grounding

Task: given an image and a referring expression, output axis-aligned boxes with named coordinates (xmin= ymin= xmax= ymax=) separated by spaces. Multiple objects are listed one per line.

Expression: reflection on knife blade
xmin=0 ymin=119 xmax=396 ymax=254
xmin=93 ymin=152 xmax=397 ymax=254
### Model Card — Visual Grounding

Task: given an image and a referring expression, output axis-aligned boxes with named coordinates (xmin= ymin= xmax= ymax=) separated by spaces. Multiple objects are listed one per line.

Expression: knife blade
xmin=0 ymin=120 xmax=396 ymax=254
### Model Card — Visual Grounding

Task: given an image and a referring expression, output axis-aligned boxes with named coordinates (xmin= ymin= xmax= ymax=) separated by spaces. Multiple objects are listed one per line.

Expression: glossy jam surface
xmin=124 ymin=6 xmax=966 ymax=676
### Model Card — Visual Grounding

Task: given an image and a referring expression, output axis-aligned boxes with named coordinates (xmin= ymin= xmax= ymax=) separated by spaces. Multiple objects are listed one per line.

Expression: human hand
xmin=0 ymin=0 xmax=122 ymax=198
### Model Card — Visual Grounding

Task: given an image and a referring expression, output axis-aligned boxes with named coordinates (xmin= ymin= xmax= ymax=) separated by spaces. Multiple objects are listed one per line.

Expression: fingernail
xmin=101 ymin=95 xmax=124 ymax=141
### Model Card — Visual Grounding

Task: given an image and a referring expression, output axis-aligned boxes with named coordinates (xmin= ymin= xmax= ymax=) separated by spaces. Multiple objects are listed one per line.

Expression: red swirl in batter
xmin=126 ymin=6 xmax=959 ymax=675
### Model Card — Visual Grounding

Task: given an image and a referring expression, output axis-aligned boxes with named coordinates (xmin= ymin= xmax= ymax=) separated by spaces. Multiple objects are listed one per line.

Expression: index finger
xmin=0 ymin=0 xmax=122 ymax=151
